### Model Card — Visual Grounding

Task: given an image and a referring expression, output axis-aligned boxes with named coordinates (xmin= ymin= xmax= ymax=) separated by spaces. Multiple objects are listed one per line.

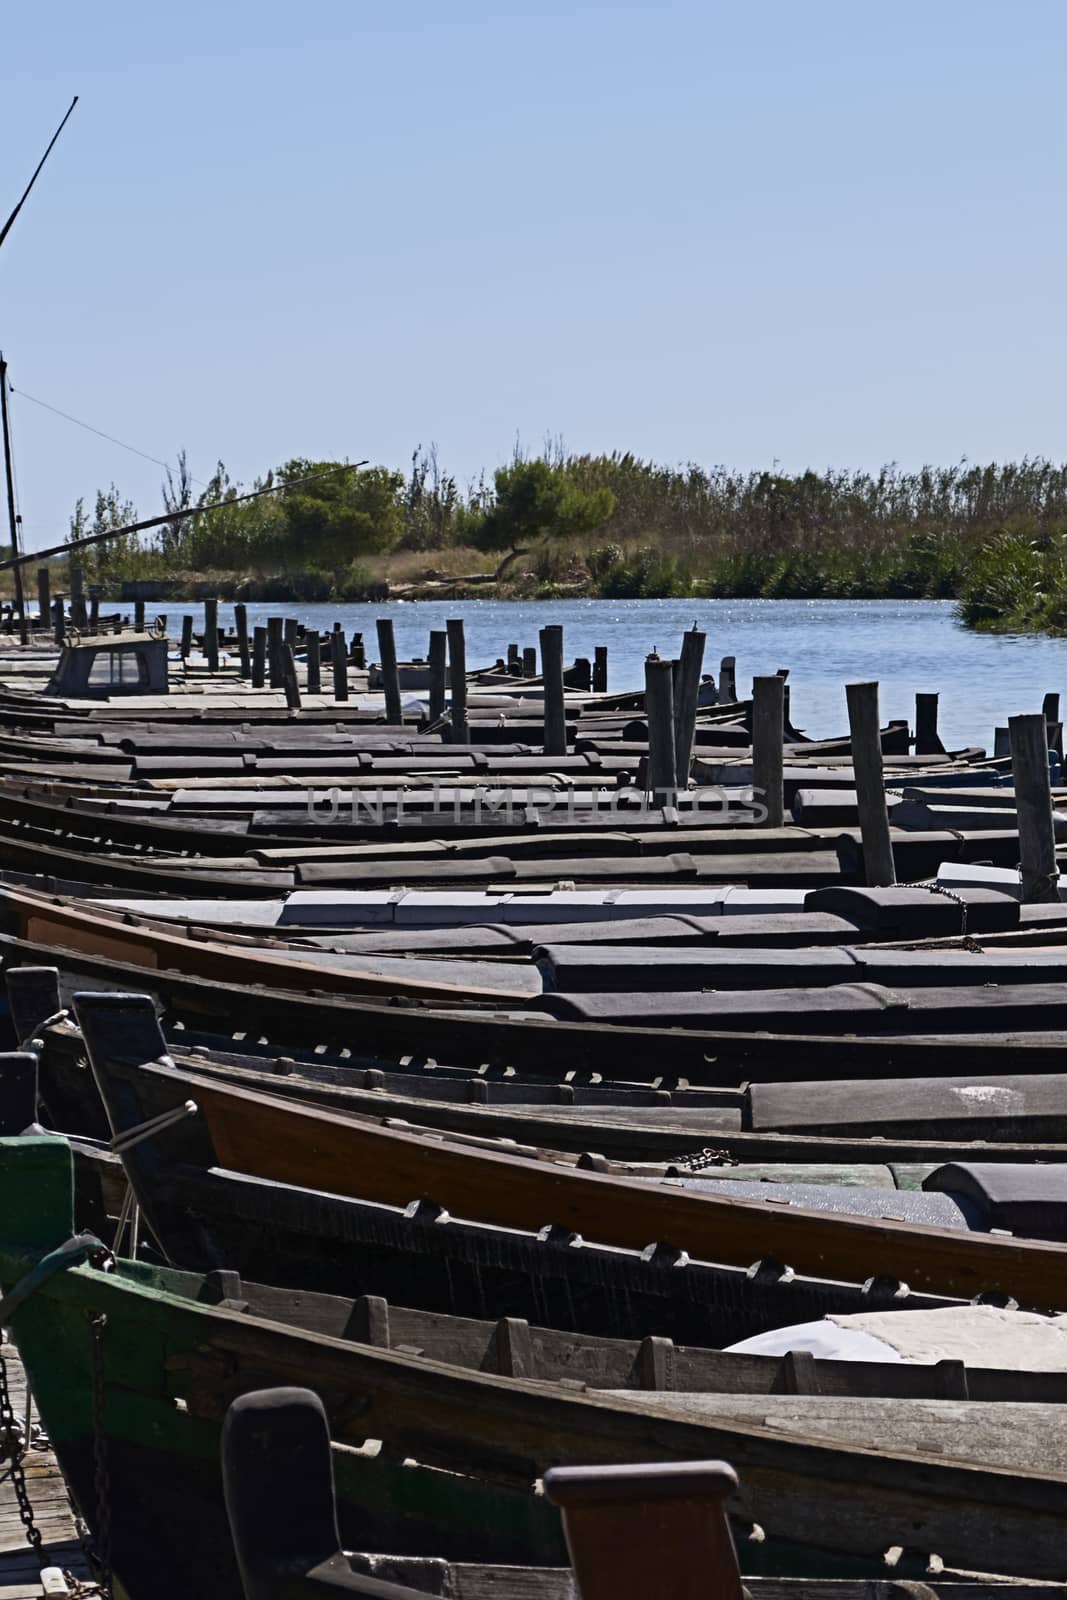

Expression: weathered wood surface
xmin=97 ymin=1041 xmax=1067 ymax=1309
xmin=0 ymin=1335 xmax=93 ymax=1597
xmin=18 ymin=924 xmax=1067 ymax=1084
xmin=174 ymin=1275 xmax=1067 ymax=1405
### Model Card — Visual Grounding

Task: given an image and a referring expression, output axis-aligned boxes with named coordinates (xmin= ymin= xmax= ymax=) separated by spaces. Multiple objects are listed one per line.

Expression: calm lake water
xmin=153 ymin=597 xmax=1066 ymax=754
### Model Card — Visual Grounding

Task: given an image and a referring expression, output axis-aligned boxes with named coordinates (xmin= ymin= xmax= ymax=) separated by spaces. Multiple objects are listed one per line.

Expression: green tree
xmin=473 ymin=458 xmax=615 ymax=576
xmin=277 ymin=460 xmax=404 ymax=577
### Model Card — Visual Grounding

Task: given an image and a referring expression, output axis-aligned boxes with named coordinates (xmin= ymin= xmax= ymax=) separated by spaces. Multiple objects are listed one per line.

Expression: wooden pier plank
xmin=0 ymin=1334 xmax=93 ymax=1599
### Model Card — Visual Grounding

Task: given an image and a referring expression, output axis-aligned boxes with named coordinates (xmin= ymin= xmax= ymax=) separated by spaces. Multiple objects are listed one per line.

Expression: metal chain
xmin=0 ymin=1330 xmax=44 ymax=1566
xmin=912 ymin=879 xmax=983 ymax=953
xmin=85 ymin=1312 xmax=113 ymax=1599
xmin=668 ymin=1145 xmax=737 ymax=1173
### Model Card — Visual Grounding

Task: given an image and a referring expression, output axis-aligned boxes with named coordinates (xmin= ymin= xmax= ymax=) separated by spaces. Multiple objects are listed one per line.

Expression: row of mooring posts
xmin=846 ymin=687 xmax=1060 ymax=905
xmin=156 ymin=600 xmax=1064 ymax=911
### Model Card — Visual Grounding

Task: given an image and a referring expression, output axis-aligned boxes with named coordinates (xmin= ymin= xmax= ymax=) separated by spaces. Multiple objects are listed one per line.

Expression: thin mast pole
xmin=0 ymin=96 xmax=79 ymax=258
xmin=0 ymin=358 xmax=28 ymax=643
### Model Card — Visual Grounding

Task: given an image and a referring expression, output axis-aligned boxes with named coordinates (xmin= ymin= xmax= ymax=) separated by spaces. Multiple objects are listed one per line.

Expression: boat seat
xmin=924 ymin=1164 xmax=1067 ymax=1241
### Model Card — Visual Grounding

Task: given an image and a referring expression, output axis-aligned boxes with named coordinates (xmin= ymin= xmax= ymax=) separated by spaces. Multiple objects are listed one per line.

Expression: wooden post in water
xmin=719 ymin=655 xmax=736 ymax=703
xmin=36 ymin=568 xmax=50 ymax=630
xmin=522 ymin=646 xmax=537 ymax=678
xmin=330 ymin=626 xmax=349 ymax=701
xmin=1044 ymin=693 xmax=1064 ymax=761
xmin=234 ymin=604 xmax=251 ymax=678
xmin=428 ymin=630 xmax=447 ymax=722
xmin=540 ymin=624 xmax=567 ymax=756
xmin=446 ymin=617 xmax=468 ymax=742
xmin=305 ymin=631 xmax=321 ymax=695
xmin=376 ymin=617 xmax=403 ymax=724
xmin=180 ymin=614 xmax=193 ymax=661
xmin=267 ymin=616 xmax=283 ymax=688
xmin=994 ymin=725 xmax=1010 ymax=758
xmin=593 ymin=645 xmax=608 ymax=694
xmin=283 ymin=616 xmax=298 ymax=652
xmin=89 ymin=591 xmax=101 ymax=634
xmin=134 ymin=597 xmax=145 ymax=633
xmin=506 ymin=642 xmax=521 ymax=675
xmin=68 ymin=563 xmax=86 ymax=630
xmin=672 ymin=627 xmax=706 ymax=788
xmin=51 ymin=597 xmax=64 ymax=646
xmin=752 ymin=674 xmax=785 ymax=828
xmin=915 ymin=693 xmax=941 ymax=756
xmin=350 ymin=632 xmax=366 ymax=669
xmin=846 ymin=680 xmax=896 ymax=887
xmin=204 ymin=597 xmax=219 ymax=673
xmin=280 ymin=643 xmax=302 ymax=712
xmin=645 ymin=655 xmax=677 ymax=807
xmin=1010 ymin=711 xmax=1060 ymax=903
xmin=251 ymin=626 xmax=267 ymax=689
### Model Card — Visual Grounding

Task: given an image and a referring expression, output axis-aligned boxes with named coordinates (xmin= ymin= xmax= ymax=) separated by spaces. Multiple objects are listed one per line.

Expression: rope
xmin=0 ymin=1234 xmax=109 ymax=1327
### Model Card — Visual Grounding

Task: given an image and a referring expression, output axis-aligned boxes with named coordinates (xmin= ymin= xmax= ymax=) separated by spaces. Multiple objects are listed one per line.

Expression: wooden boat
xmin=25 ymin=969 xmax=1067 ymax=1170
xmin=70 ymin=991 xmax=1067 ymax=1310
xmin=224 ymin=1386 xmax=1067 ymax=1600
xmin=8 ymin=1135 xmax=1067 ymax=1600
xmin=12 ymin=918 xmax=1067 ymax=1091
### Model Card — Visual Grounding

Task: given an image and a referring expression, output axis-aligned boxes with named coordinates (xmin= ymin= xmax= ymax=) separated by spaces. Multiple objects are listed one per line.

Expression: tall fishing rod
xmin=0 ymin=96 xmax=79 ymax=258
xmin=0 ymin=461 xmax=369 ymax=575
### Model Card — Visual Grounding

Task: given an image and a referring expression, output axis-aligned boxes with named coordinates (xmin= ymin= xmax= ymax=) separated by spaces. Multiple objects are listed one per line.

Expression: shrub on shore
xmin=54 ymin=450 xmax=1067 ymax=631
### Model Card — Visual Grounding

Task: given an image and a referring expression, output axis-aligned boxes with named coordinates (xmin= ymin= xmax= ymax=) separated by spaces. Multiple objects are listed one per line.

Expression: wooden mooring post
xmin=305 ymin=631 xmax=321 ymax=695
xmin=330 ymin=627 xmax=349 ymax=702
xmin=428 ymin=630 xmax=447 ymax=722
xmin=522 ymin=645 xmax=537 ymax=678
xmin=251 ymin=626 xmax=267 ymax=689
xmin=234 ymin=603 xmax=251 ymax=678
xmin=915 ymin=692 xmax=942 ymax=756
xmin=752 ymin=674 xmax=785 ymax=828
xmin=540 ymin=624 xmax=567 ymax=756
xmin=506 ymin=642 xmax=521 ymax=674
xmin=846 ymin=680 xmax=896 ymax=886
xmin=36 ymin=566 xmax=50 ymax=629
xmin=376 ymin=617 xmax=403 ymax=724
xmin=68 ymin=563 xmax=86 ymax=629
xmin=134 ymin=596 xmax=145 ymax=633
xmin=1044 ymin=693 xmax=1064 ymax=761
xmin=645 ymin=655 xmax=677 ymax=806
xmin=447 ymin=617 xmax=468 ymax=742
xmin=204 ymin=597 xmax=219 ymax=673
xmin=672 ymin=627 xmax=705 ymax=788
xmin=1010 ymin=711 xmax=1060 ymax=903
xmin=180 ymin=614 xmax=193 ymax=661
xmin=593 ymin=645 xmax=608 ymax=694
xmin=51 ymin=596 xmax=64 ymax=646
xmin=719 ymin=655 xmax=736 ymax=703
xmin=281 ymin=644 xmax=302 ymax=712
xmin=267 ymin=616 xmax=283 ymax=688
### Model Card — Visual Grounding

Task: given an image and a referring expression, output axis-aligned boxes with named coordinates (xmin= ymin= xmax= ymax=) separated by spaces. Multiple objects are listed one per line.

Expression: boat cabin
xmin=44 ymin=633 xmax=169 ymax=698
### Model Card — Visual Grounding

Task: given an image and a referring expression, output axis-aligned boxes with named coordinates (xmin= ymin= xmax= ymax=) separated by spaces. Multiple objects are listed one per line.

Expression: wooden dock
xmin=0 ymin=1333 xmax=94 ymax=1599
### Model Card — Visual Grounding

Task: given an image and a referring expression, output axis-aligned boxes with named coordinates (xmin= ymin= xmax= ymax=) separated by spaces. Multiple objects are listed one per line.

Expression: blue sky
xmin=2 ymin=0 xmax=1065 ymax=548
